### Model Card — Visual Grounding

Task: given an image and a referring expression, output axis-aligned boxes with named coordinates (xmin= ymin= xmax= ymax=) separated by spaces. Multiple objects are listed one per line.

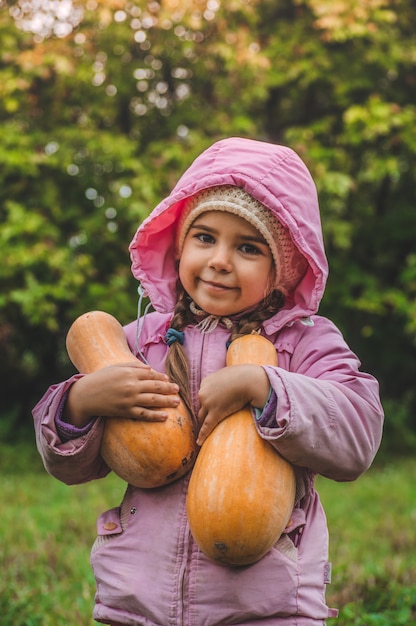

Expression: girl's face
xmin=179 ymin=211 xmax=274 ymax=317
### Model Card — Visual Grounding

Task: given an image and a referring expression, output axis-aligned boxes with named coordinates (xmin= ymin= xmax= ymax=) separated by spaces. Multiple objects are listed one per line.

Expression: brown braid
xmin=165 ymin=285 xmax=285 ymax=426
xmin=164 ymin=288 xmax=195 ymax=423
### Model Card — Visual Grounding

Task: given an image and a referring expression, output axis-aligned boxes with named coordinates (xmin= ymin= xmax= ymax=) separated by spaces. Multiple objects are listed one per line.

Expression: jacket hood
xmin=129 ymin=137 xmax=328 ymax=334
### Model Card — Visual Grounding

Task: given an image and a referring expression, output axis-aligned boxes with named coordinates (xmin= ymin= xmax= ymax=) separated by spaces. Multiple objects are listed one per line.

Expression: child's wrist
xmin=254 ymin=388 xmax=278 ymax=427
xmin=249 ymin=365 xmax=272 ymax=409
xmin=63 ymin=380 xmax=93 ymax=428
xmin=55 ymin=388 xmax=97 ymax=441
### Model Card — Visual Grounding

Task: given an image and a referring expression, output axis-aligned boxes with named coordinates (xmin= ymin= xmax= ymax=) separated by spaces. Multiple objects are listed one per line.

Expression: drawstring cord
xmin=189 ymin=300 xmax=233 ymax=333
xmin=134 ymin=284 xmax=152 ymax=364
xmin=164 ymin=302 xmax=233 ymax=346
xmin=135 ymin=289 xmax=236 ymax=353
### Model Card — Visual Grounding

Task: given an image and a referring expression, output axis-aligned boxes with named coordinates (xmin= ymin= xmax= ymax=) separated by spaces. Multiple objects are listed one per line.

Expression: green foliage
xmin=1 ymin=0 xmax=416 ymax=445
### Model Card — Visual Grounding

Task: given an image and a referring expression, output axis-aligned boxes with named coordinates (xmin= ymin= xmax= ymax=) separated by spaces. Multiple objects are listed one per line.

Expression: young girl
xmin=33 ymin=137 xmax=384 ymax=626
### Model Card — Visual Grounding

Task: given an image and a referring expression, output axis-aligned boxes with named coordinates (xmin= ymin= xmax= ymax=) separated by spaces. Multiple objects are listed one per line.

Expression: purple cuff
xmin=254 ymin=388 xmax=278 ymax=428
xmin=55 ymin=391 xmax=97 ymax=442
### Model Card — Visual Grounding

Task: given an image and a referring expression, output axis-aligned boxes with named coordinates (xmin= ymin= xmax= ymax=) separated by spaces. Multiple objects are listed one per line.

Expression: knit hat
xmin=176 ymin=185 xmax=308 ymax=295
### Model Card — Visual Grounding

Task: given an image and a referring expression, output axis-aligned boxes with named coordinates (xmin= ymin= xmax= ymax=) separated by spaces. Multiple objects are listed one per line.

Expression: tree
xmin=1 ymin=0 xmax=415 ymax=450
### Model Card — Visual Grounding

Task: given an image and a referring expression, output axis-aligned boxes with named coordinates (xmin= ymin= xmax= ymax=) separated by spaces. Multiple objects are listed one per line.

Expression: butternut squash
xmin=186 ymin=334 xmax=296 ymax=566
xmin=66 ymin=310 xmax=197 ymax=488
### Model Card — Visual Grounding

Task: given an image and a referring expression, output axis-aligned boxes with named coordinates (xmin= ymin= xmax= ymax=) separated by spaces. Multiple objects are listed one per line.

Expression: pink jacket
xmin=33 ymin=138 xmax=384 ymax=626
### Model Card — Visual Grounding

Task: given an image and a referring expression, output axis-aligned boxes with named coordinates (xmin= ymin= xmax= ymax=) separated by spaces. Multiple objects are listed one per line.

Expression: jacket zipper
xmin=177 ymin=332 xmax=205 ymax=626
xmin=176 ymin=476 xmax=193 ymax=626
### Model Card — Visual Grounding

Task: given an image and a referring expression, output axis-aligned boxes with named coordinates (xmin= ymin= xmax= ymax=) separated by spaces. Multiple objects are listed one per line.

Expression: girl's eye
xmin=195 ymin=232 xmax=215 ymax=244
xmin=240 ymin=243 xmax=261 ymax=255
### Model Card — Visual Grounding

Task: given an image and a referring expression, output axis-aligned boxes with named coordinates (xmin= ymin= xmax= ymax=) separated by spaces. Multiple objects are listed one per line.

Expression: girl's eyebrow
xmin=189 ymin=222 xmax=218 ymax=234
xmin=189 ymin=222 xmax=268 ymax=245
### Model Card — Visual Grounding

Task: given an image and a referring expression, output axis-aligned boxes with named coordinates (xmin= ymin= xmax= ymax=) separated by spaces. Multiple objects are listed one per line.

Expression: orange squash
xmin=66 ymin=310 xmax=197 ymax=488
xmin=186 ymin=334 xmax=296 ymax=566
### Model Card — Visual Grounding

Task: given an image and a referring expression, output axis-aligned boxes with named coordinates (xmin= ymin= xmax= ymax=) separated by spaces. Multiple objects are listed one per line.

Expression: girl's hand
xmin=64 ymin=362 xmax=181 ymax=429
xmin=197 ymin=364 xmax=270 ymax=445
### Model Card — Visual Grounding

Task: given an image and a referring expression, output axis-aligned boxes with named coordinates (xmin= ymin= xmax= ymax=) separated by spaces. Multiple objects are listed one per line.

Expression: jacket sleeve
xmin=257 ymin=316 xmax=384 ymax=482
xmin=32 ymin=375 xmax=111 ymax=485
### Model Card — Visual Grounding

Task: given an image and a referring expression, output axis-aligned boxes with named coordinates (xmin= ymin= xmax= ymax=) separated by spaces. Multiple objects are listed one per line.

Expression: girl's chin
xmin=193 ymin=301 xmax=248 ymax=318
xmin=194 ymin=302 xmax=236 ymax=317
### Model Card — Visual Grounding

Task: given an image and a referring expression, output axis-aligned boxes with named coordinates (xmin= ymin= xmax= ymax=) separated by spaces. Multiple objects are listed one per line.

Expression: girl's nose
xmin=208 ymin=245 xmax=233 ymax=272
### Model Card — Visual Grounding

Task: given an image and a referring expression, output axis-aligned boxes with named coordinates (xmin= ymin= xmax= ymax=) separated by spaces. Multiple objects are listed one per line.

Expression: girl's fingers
xmin=110 ymin=362 xmax=173 ymax=383
xmin=134 ymin=393 xmax=181 ymax=409
xmin=127 ymin=408 xmax=170 ymax=422
xmin=113 ymin=394 xmax=182 ymax=422
xmin=196 ymin=412 xmax=223 ymax=446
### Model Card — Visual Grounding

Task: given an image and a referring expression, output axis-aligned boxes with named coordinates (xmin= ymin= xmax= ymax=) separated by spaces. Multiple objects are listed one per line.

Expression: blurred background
xmin=1 ymin=0 xmax=416 ymax=453
xmin=0 ymin=2 xmax=415 ymax=623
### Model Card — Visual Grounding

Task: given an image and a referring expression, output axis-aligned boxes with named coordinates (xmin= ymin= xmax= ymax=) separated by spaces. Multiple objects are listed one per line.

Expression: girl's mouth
xmin=201 ymin=279 xmax=233 ymax=291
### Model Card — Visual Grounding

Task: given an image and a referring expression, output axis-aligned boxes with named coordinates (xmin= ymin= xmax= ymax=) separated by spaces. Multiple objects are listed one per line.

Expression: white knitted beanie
xmin=177 ymin=185 xmax=308 ymax=295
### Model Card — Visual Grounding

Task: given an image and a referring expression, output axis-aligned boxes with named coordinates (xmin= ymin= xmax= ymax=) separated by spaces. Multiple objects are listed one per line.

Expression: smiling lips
xmin=200 ymin=279 xmax=235 ymax=291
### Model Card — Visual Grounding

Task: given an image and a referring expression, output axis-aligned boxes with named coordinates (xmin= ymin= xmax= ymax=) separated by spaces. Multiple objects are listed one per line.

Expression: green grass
xmin=318 ymin=458 xmax=416 ymax=624
xmin=0 ymin=441 xmax=125 ymax=626
xmin=1 ymin=441 xmax=415 ymax=625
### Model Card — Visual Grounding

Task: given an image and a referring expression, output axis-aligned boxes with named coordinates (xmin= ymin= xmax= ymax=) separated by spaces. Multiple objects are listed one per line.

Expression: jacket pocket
xmin=191 ymin=540 xmax=301 ymax=624
xmin=91 ymin=506 xmax=124 ymax=554
xmin=285 ymin=505 xmax=306 ymax=550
